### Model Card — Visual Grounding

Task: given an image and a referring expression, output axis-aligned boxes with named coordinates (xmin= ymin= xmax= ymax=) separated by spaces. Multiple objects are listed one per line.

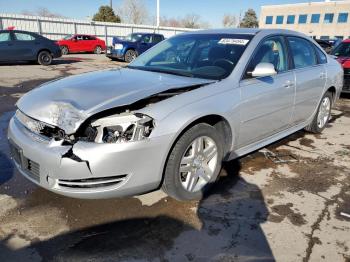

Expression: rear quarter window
xmin=314 ymin=45 xmax=328 ymax=64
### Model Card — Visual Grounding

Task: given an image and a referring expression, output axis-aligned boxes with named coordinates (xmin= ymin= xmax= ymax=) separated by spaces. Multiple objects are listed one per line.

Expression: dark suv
xmin=0 ymin=29 xmax=62 ymax=65
xmin=106 ymin=33 xmax=164 ymax=62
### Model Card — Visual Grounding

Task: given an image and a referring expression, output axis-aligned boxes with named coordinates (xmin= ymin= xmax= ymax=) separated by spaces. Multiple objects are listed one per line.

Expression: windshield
xmin=124 ymin=33 xmax=143 ymax=42
xmin=128 ymin=34 xmax=253 ymax=80
xmin=332 ymin=42 xmax=350 ymax=57
xmin=63 ymin=35 xmax=73 ymax=40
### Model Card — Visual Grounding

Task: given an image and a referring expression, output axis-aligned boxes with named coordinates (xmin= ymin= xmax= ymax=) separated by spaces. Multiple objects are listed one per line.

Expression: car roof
xmin=342 ymin=39 xmax=350 ymax=43
xmin=180 ymin=28 xmax=306 ymax=37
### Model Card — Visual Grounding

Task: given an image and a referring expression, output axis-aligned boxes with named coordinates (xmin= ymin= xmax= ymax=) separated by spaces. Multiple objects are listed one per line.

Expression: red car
xmin=332 ymin=39 xmax=350 ymax=93
xmin=57 ymin=34 xmax=106 ymax=55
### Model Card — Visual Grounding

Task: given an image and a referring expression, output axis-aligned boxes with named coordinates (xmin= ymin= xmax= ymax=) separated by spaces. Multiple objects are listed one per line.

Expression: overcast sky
xmin=0 ymin=0 xmax=323 ymax=27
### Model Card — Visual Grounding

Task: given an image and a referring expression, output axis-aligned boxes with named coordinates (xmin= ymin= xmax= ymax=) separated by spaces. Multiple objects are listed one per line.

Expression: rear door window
xmin=14 ymin=32 xmax=35 ymax=41
xmin=287 ymin=37 xmax=317 ymax=69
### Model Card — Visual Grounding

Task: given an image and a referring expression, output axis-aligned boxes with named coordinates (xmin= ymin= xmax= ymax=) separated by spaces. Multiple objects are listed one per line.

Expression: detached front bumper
xmin=7 ymin=117 xmax=172 ymax=199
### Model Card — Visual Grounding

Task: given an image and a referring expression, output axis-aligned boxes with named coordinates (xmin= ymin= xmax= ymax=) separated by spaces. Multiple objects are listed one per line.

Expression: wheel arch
xmin=37 ymin=48 xmax=52 ymax=58
xmin=326 ymin=86 xmax=336 ymax=102
xmin=159 ymin=114 xmax=234 ymax=189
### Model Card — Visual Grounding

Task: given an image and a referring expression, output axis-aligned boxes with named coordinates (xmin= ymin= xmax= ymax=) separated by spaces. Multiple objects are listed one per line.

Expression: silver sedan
xmin=8 ymin=29 xmax=343 ymax=201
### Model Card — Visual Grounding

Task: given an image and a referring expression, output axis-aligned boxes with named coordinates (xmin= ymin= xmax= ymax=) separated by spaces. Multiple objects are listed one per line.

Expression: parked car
xmin=57 ymin=34 xmax=106 ymax=55
xmin=106 ymin=33 xmax=164 ymax=62
xmin=8 ymin=29 xmax=343 ymax=201
xmin=0 ymin=29 xmax=61 ymax=65
xmin=332 ymin=39 xmax=350 ymax=93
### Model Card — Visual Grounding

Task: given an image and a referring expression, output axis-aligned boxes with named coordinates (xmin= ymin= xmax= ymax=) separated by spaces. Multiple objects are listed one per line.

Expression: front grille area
xmin=344 ymin=68 xmax=350 ymax=76
xmin=58 ymin=175 xmax=128 ymax=189
xmin=344 ymin=75 xmax=350 ymax=91
xmin=9 ymin=140 xmax=40 ymax=183
xmin=23 ymin=157 xmax=40 ymax=182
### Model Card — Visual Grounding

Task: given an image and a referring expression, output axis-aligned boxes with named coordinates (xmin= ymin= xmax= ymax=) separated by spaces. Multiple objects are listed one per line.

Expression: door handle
xmin=283 ymin=80 xmax=294 ymax=89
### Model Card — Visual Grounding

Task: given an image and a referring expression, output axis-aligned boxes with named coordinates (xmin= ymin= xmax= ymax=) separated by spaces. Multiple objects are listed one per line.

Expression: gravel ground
xmin=0 ymin=54 xmax=349 ymax=262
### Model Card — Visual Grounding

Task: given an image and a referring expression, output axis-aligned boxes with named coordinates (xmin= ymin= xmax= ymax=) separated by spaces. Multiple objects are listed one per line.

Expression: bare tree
xmin=21 ymin=7 xmax=64 ymax=18
xmin=160 ymin=14 xmax=209 ymax=28
xmin=118 ymin=0 xmax=149 ymax=24
xmin=222 ymin=14 xmax=237 ymax=27
xmin=181 ymin=13 xmax=201 ymax=29
xmin=160 ymin=16 xmax=182 ymax=27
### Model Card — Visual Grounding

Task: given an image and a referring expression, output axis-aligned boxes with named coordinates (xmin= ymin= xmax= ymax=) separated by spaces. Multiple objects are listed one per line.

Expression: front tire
xmin=305 ymin=91 xmax=333 ymax=133
xmin=37 ymin=51 xmax=53 ymax=66
xmin=162 ymin=123 xmax=224 ymax=201
xmin=94 ymin=45 xmax=102 ymax=54
xmin=124 ymin=49 xmax=137 ymax=63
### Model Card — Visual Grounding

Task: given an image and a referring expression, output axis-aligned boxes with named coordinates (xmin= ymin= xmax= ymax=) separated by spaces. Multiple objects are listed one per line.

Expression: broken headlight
xmin=49 ymin=103 xmax=85 ymax=135
xmin=91 ymin=113 xmax=154 ymax=143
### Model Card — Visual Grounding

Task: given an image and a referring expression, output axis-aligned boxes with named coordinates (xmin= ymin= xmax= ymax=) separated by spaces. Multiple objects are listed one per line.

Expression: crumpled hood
xmin=17 ymin=67 xmax=214 ymax=132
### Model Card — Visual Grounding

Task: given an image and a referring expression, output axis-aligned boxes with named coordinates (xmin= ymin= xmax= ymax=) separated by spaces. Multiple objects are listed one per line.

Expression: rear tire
xmin=124 ymin=49 xmax=137 ymax=63
xmin=162 ymin=123 xmax=224 ymax=201
xmin=60 ymin=46 xmax=69 ymax=55
xmin=37 ymin=51 xmax=53 ymax=66
xmin=305 ymin=91 xmax=333 ymax=133
xmin=94 ymin=45 xmax=102 ymax=54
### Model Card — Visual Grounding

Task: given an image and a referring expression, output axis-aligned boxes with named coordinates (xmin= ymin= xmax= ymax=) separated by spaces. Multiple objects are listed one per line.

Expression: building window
xmin=276 ymin=15 xmax=284 ymax=24
xmin=324 ymin=13 xmax=334 ymax=23
xmin=320 ymin=36 xmax=330 ymax=40
xmin=335 ymin=36 xmax=344 ymax=40
xmin=287 ymin=15 xmax=295 ymax=24
xmin=265 ymin=16 xmax=273 ymax=24
xmin=311 ymin=14 xmax=320 ymax=23
xmin=338 ymin=13 xmax=348 ymax=23
xmin=298 ymin=14 xmax=308 ymax=24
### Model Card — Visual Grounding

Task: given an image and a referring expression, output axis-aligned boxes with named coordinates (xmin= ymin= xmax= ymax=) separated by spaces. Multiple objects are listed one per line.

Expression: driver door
xmin=237 ymin=36 xmax=296 ymax=147
xmin=138 ymin=35 xmax=152 ymax=54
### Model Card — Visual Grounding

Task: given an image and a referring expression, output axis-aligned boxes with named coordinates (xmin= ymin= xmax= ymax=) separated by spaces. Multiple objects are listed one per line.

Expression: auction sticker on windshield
xmin=218 ymin=38 xmax=250 ymax=45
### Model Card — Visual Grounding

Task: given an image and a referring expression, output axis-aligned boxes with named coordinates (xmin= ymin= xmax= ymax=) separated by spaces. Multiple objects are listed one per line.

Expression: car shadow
xmin=0 ymin=159 xmax=275 ymax=261
xmin=0 ymin=112 xmax=15 ymax=186
xmin=0 ymin=59 xmax=81 ymax=66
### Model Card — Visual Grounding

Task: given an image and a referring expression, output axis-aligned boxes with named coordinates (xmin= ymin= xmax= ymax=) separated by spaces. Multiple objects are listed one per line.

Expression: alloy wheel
xmin=179 ymin=136 xmax=218 ymax=193
xmin=317 ymin=96 xmax=331 ymax=129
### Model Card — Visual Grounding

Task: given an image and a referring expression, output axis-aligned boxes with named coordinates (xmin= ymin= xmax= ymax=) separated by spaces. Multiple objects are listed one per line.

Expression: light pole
xmin=110 ymin=0 xmax=113 ymax=9
xmin=156 ymin=0 xmax=160 ymax=27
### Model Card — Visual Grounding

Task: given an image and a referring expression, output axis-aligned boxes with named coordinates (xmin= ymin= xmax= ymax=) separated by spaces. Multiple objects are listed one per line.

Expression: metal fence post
xmin=73 ymin=22 xmax=77 ymax=34
xmin=37 ymin=18 xmax=42 ymax=35
xmin=104 ymin=25 xmax=108 ymax=46
xmin=0 ymin=17 xmax=3 ymax=30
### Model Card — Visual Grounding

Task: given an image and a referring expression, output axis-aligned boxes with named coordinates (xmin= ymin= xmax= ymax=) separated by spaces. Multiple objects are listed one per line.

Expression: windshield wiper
xmin=127 ymin=66 xmax=194 ymax=78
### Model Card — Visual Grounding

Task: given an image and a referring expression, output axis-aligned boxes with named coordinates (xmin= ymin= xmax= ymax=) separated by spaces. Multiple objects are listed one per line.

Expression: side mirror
xmin=252 ymin=62 xmax=277 ymax=78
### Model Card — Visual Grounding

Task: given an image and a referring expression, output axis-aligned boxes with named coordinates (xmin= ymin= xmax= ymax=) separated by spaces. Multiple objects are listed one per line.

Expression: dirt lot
xmin=0 ymin=54 xmax=349 ymax=262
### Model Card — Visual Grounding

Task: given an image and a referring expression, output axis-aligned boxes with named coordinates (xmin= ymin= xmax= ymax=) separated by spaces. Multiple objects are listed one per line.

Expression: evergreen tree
xmin=239 ymin=9 xmax=259 ymax=28
xmin=92 ymin=6 xmax=121 ymax=23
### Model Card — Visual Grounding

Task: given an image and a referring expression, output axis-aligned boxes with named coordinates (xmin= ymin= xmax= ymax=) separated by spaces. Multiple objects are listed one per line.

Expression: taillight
xmin=338 ymin=58 xmax=350 ymax=68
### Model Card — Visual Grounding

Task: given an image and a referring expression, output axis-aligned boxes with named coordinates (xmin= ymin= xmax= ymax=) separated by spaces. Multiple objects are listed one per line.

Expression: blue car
xmin=0 ymin=29 xmax=62 ymax=65
xmin=106 ymin=33 xmax=164 ymax=62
